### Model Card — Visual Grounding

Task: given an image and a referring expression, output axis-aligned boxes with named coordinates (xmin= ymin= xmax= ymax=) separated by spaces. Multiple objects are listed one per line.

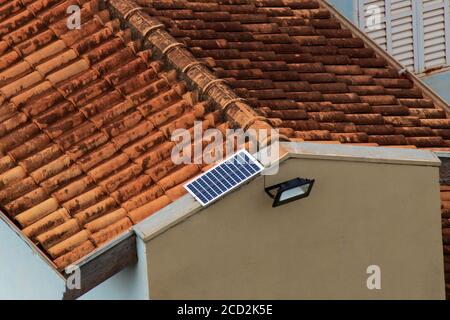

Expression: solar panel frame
xmin=184 ymin=149 xmax=264 ymax=206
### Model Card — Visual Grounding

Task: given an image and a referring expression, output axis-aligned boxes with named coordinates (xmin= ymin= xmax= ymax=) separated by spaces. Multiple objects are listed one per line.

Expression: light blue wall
xmin=326 ymin=0 xmax=356 ymax=22
xmin=422 ymin=71 xmax=450 ymax=105
xmin=0 ymin=217 xmax=66 ymax=299
xmin=0 ymin=212 xmax=150 ymax=300
xmin=80 ymin=239 xmax=150 ymax=300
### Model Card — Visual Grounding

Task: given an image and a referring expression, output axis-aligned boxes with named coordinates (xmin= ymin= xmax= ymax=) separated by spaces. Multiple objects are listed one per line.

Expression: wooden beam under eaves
xmin=63 ymin=232 xmax=137 ymax=300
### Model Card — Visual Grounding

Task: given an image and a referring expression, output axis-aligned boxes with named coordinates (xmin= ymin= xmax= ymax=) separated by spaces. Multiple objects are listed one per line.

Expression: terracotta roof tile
xmin=165 ymin=184 xmax=188 ymax=202
xmin=40 ymin=163 xmax=83 ymax=194
xmin=84 ymin=207 xmax=127 ymax=233
xmin=128 ymin=195 xmax=171 ymax=223
xmin=73 ymin=196 xmax=118 ymax=225
xmin=4 ymin=186 xmax=47 ymax=216
xmin=442 ymin=188 xmax=450 ymax=299
xmin=15 ymin=197 xmax=59 ymax=227
xmin=0 ymin=0 xmax=241 ymax=265
xmin=53 ymin=240 xmax=95 ymax=270
xmin=47 ymin=229 xmax=91 ymax=259
xmin=139 ymin=0 xmax=450 ymax=150
xmin=0 ymin=165 xmax=26 ymax=189
xmin=22 ymin=207 xmax=70 ymax=240
xmin=0 ymin=176 xmax=36 ymax=204
xmin=36 ymin=218 xmax=81 ymax=249
xmin=90 ymin=216 xmax=131 ymax=246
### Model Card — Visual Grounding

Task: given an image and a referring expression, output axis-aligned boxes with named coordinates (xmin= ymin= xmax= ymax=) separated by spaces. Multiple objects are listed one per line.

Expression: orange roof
xmin=140 ymin=0 xmax=450 ymax=148
xmin=0 ymin=0 xmax=449 ymax=295
xmin=0 ymin=0 xmax=237 ymax=270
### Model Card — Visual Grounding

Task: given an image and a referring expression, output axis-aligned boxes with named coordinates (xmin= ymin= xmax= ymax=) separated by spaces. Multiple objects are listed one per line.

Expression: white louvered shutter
xmin=357 ymin=0 xmax=450 ymax=73
xmin=359 ymin=0 xmax=388 ymax=50
xmin=390 ymin=0 xmax=416 ymax=71
xmin=420 ymin=0 xmax=450 ymax=70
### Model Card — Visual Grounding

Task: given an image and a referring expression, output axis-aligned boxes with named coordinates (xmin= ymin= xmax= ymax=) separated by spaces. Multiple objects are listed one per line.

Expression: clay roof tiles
xmin=0 ymin=0 xmax=235 ymax=270
xmin=0 ymin=0 xmax=449 ymax=298
xmin=139 ymin=0 xmax=450 ymax=149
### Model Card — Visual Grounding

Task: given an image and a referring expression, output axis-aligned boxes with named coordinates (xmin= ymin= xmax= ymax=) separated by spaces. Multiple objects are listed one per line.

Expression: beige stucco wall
xmin=145 ymin=154 xmax=445 ymax=299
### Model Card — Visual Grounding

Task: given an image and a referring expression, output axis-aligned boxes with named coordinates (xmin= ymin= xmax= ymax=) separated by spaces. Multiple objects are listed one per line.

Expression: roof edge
xmin=105 ymin=0 xmax=287 ymax=145
xmin=282 ymin=142 xmax=441 ymax=167
xmin=133 ymin=194 xmax=202 ymax=242
xmin=319 ymin=0 xmax=450 ymax=115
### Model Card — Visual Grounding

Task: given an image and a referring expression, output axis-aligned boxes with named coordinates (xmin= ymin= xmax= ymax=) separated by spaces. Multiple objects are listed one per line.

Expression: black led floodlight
xmin=265 ymin=178 xmax=315 ymax=208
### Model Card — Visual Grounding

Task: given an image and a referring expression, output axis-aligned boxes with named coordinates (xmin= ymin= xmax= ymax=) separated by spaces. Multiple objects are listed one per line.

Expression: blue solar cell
xmin=187 ymin=182 xmax=209 ymax=204
xmin=201 ymin=175 xmax=222 ymax=196
xmin=204 ymin=171 xmax=228 ymax=193
xmin=235 ymin=156 xmax=254 ymax=176
xmin=223 ymin=163 xmax=242 ymax=183
xmin=211 ymin=168 xmax=233 ymax=189
xmin=184 ymin=150 xmax=264 ymax=206
xmin=240 ymin=153 xmax=261 ymax=173
xmin=192 ymin=180 xmax=214 ymax=201
xmin=228 ymin=162 xmax=246 ymax=181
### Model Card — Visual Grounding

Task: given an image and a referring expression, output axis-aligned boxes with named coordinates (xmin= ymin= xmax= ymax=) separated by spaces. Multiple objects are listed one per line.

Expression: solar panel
xmin=184 ymin=149 xmax=264 ymax=206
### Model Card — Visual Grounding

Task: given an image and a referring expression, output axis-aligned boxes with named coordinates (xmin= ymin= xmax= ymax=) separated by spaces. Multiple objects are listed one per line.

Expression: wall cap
xmin=282 ymin=142 xmax=441 ymax=167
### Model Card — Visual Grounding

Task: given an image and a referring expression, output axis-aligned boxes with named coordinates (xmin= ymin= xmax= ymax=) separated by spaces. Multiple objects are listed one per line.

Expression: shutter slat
xmin=358 ymin=0 xmax=450 ymax=72
xmin=423 ymin=1 xmax=447 ymax=69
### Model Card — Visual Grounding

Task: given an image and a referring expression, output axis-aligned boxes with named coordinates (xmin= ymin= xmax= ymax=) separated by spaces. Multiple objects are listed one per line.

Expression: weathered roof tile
xmin=54 ymin=240 xmax=95 ymax=270
xmin=90 ymin=217 xmax=132 ymax=246
xmin=128 ymin=195 xmax=171 ymax=223
xmin=22 ymin=207 xmax=70 ymax=240
xmin=15 ymin=198 xmax=59 ymax=228
xmin=1 ymin=0 xmax=449 ymax=281
xmin=36 ymin=218 xmax=81 ymax=249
